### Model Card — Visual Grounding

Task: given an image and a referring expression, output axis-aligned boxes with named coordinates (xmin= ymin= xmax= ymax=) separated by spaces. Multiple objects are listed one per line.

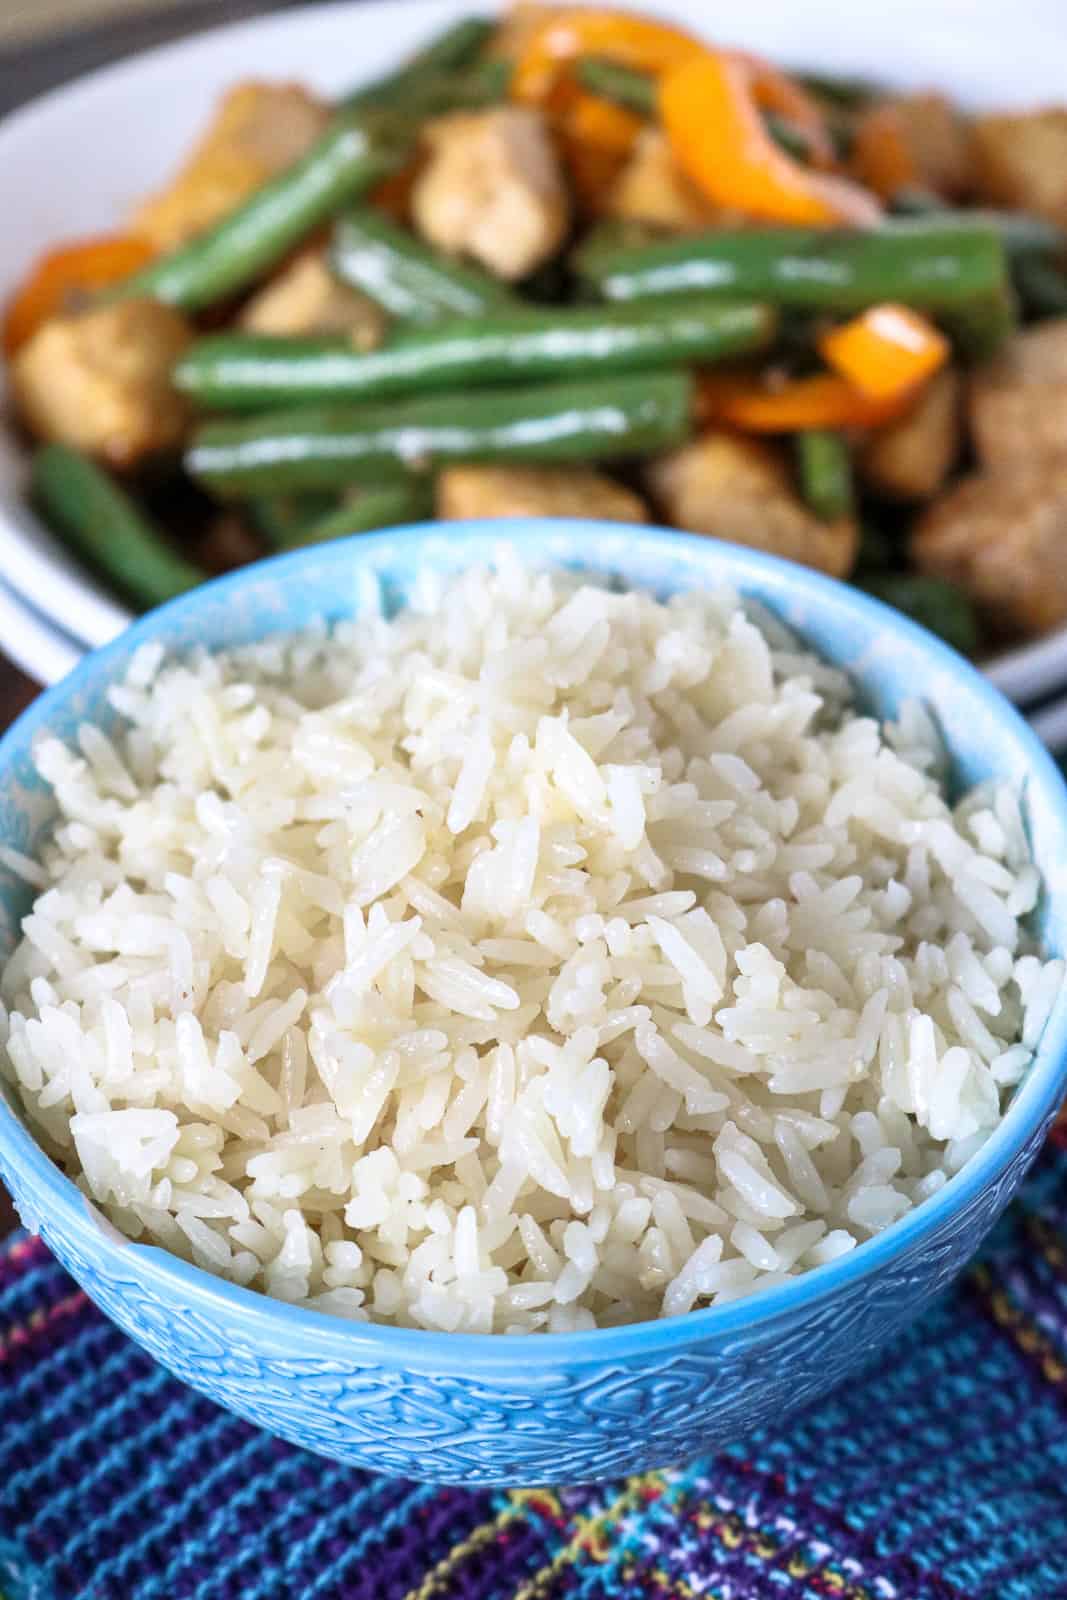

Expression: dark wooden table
xmin=0 ymin=662 xmax=38 ymax=1236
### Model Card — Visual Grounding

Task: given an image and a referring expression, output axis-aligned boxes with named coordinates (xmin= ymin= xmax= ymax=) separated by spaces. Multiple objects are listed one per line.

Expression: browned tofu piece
xmin=646 ymin=432 xmax=857 ymax=578
xmin=437 ymin=464 xmax=648 ymax=522
xmin=973 ymin=315 xmax=1067 ymax=385
xmin=412 ymin=107 xmax=569 ymax=280
xmin=971 ymin=107 xmax=1067 ymax=226
xmin=861 ymin=368 xmax=962 ymax=501
xmin=11 ymin=299 xmax=191 ymax=468
xmin=892 ymin=93 xmax=975 ymax=199
xmin=132 ymin=83 xmax=329 ymax=250
xmin=911 ymin=460 xmax=1067 ymax=636
xmin=969 ymin=317 xmax=1067 ymax=471
xmin=239 ymin=250 xmax=385 ymax=346
xmin=606 ymin=129 xmax=724 ymax=233
xmin=850 ymin=94 xmax=974 ymax=203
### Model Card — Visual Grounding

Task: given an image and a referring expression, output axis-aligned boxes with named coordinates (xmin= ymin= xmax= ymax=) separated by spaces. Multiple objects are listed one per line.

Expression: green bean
xmin=971 ymin=212 xmax=1065 ymax=263
xmin=575 ymin=58 xmax=655 ymax=115
xmin=576 ymin=58 xmax=809 ymax=160
xmin=797 ymin=72 xmax=881 ymax=110
xmin=764 ymin=114 xmax=815 ymax=163
xmin=31 ymin=445 xmax=205 ymax=610
xmin=396 ymin=58 xmax=511 ymax=115
xmin=876 ymin=195 xmax=1021 ymax=356
xmin=280 ymin=482 xmax=435 ymax=548
xmin=942 ymin=282 xmax=1018 ymax=362
xmin=891 ymin=189 xmax=1066 ymax=263
xmin=348 ymin=58 xmax=510 ymax=121
xmin=794 ymin=431 xmax=854 ymax=521
xmin=247 ymin=494 xmax=338 ymax=548
xmin=186 ymin=370 xmax=694 ymax=496
xmin=886 ymin=187 xmax=943 ymax=218
xmin=342 ymin=18 xmax=493 ymax=111
xmin=330 ymin=208 xmax=518 ymax=324
xmin=1016 ymin=256 xmax=1067 ymax=318
xmin=575 ymin=60 xmax=880 ymax=120
xmin=114 ymin=116 xmax=411 ymax=312
xmin=854 ymin=521 xmax=895 ymax=574
xmin=860 ymin=573 xmax=979 ymax=656
xmin=174 ymin=298 xmax=777 ymax=411
xmin=576 ymin=219 xmax=1009 ymax=313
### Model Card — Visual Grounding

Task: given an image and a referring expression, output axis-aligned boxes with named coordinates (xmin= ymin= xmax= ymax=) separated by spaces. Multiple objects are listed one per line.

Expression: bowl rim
xmin=2 ymin=518 xmax=1066 ymax=1369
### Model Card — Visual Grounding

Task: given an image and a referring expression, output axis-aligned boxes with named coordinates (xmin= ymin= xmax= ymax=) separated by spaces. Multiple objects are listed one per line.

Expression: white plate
xmin=0 ymin=576 xmax=82 ymax=686
xmin=0 ymin=0 xmax=1065 ymax=689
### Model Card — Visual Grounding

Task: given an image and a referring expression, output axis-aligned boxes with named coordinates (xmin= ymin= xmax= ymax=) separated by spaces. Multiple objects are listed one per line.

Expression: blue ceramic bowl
xmin=2 ymin=521 xmax=1066 ymax=1488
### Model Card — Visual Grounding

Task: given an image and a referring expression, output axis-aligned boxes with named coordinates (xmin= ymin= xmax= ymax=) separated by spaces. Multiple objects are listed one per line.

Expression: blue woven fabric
xmin=3 ymin=1134 xmax=1067 ymax=1599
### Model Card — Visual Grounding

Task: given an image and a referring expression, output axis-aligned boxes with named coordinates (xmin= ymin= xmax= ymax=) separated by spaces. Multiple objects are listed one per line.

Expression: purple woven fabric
xmin=3 ymin=1130 xmax=1067 ymax=1599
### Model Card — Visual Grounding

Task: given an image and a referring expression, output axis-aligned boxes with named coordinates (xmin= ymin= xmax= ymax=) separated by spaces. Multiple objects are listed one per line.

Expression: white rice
xmin=0 ymin=555 xmax=1060 ymax=1333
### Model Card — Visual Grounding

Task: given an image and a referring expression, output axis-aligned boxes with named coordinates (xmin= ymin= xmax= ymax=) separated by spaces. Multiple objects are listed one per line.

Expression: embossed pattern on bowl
xmin=1 ymin=521 xmax=1065 ymax=1486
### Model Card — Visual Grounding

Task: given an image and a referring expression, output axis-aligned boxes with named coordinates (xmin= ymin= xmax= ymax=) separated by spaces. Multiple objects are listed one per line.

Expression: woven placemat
xmin=2 ymin=1127 xmax=1067 ymax=1600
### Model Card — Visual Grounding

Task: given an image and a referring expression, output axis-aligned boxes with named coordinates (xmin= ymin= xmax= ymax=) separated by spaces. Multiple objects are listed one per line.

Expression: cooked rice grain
xmin=1 ymin=556 xmax=1060 ymax=1332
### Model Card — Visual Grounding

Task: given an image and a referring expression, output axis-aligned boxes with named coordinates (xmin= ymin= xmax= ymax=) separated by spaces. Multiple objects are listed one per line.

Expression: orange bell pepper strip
xmin=733 ymin=51 xmax=836 ymax=169
xmin=561 ymin=91 xmax=645 ymax=208
xmin=3 ymin=233 xmax=155 ymax=355
xmin=566 ymin=89 xmax=644 ymax=153
xmin=512 ymin=8 xmax=701 ymax=104
xmin=660 ymin=53 xmax=882 ymax=226
xmin=697 ymin=372 xmax=916 ymax=432
xmin=818 ymin=304 xmax=950 ymax=401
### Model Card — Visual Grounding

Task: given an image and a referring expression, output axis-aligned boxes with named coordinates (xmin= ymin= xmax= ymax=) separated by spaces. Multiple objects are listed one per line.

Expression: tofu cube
xmin=646 ymin=432 xmax=857 ymax=578
xmin=239 ymin=251 xmax=385 ymax=346
xmin=12 ymin=298 xmax=192 ymax=468
xmin=437 ymin=464 xmax=648 ymax=522
xmin=132 ymin=82 xmax=330 ymax=250
xmin=412 ymin=107 xmax=569 ymax=281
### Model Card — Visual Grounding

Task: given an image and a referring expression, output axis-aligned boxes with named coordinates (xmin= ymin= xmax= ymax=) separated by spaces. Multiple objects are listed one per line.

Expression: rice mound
xmin=0 ymin=557 xmax=1060 ymax=1333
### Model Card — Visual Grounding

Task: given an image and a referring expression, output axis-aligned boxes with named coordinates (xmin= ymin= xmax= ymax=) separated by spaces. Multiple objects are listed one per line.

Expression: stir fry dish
xmin=9 ymin=5 xmax=1067 ymax=655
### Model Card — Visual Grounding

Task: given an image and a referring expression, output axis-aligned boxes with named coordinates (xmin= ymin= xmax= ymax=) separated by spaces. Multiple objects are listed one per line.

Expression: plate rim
xmin=1 ymin=0 xmax=1065 ymax=698
xmin=0 ymin=574 xmax=82 ymax=687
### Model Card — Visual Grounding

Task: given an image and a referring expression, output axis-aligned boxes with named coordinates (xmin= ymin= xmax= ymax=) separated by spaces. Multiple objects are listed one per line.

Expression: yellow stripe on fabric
xmin=398 ymin=1483 xmax=571 ymax=1600
xmin=400 ymin=1501 xmax=521 ymax=1600
xmin=643 ymin=1497 xmax=875 ymax=1600
xmin=509 ymin=1487 xmax=565 ymax=1520
xmin=632 ymin=1565 xmax=707 ymax=1598
xmin=972 ymin=1261 xmax=1067 ymax=1386
xmin=1027 ymin=1212 xmax=1067 ymax=1277
xmin=508 ymin=1473 xmax=666 ymax=1600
